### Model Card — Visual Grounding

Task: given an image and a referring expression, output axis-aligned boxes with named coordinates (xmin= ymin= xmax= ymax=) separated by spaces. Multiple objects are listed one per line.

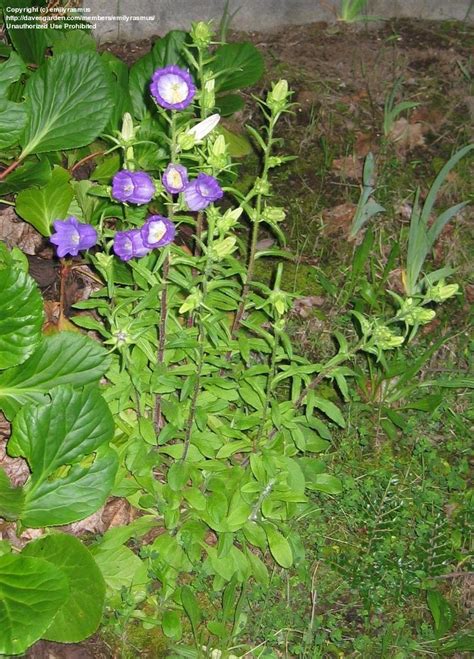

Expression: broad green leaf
xmin=5 ymin=6 xmax=48 ymax=64
xmin=0 ymin=553 xmax=68 ymax=656
xmin=0 ymin=255 xmax=43 ymax=370
xmin=0 ymin=467 xmax=24 ymax=520
xmin=15 ymin=166 xmax=74 ymax=236
xmin=0 ymin=52 xmax=26 ymax=95
xmin=264 ymin=524 xmax=293 ymax=568
xmin=20 ymin=51 xmax=113 ymax=157
xmin=8 ymin=385 xmax=117 ymax=526
xmin=427 ymin=589 xmax=455 ymax=638
xmin=0 ymin=98 xmax=28 ymax=149
xmin=313 ymin=396 xmax=346 ymax=428
xmin=0 ymin=332 xmax=110 ymax=419
xmin=101 ymin=52 xmax=133 ymax=133
xmin=162 ymin=610 xmax=183 ymax=640
xmin=23 ymin=533 xmax=105 ymax=643
xmin=215 ymin=93 xmax=245 ymax=116
xmin=307 ymin=473 xmax=343 ymax=495
xmin=218 ymin=126 xmax=253 ymax=157
xmin=129 ymin=31 xmax=187 ymax=120
xmin=213 ymin=42 xmax=264 ymax=93
xmin=0 ymin=157 xmax=51 ymax=195
xmin=48 ymin=29 xmax=96 ymax=55
xmin=91 ymin=544 xmax=148 ymax=606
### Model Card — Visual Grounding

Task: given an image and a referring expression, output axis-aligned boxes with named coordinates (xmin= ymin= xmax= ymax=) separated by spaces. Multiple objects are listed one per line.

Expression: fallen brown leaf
xmin=332 ymin=155 xmax=363 ymax=180
xmin=388 ymin=118 xmax=426 ymax=156
xmin=322 ymin=202 xmax=356 ymax=236
xmin=0 ymin=207 xmax=43 ymax=255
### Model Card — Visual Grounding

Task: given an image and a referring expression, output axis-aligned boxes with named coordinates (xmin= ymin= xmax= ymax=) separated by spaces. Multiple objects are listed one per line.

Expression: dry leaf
xmin=332 ymin=155 xmax=363 ymax=180
xmin=322 ymin=202 xmax=356 ymax=236
xmin=388 ymin=118 xmax=426 ymax=155
xmin=101 ymin=497 xmax=134 ymax=531
xmin=292 ymin=295 xmax=325 ymax=318
xmin=0 ymin=437 xmax=29 ymax=488
xmin=0 ymin=207 xmax=43 ymax=255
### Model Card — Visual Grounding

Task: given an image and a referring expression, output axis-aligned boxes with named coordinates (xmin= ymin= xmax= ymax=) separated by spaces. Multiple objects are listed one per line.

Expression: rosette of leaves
xmin=0 ymin=243 xmax=117 ymax=527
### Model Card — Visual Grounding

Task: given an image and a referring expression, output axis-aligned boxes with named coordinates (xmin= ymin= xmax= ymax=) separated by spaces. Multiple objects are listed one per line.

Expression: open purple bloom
xmin=150 ymin=65 xmax=196 ymax=111
xmin=141 ymin=215 xmax=176 ymax=248
xmin=50 ymin=216 xmax=97 ymax=258
xmin=113 ymin=229 xmax=151 ymax=262
xmin=162 ymin=163 xmax=188 ymax=194
xmin=184 ymin=173 xmax=224 ymax=211
xmin=112 ymin=170 xmax=155 ymax=205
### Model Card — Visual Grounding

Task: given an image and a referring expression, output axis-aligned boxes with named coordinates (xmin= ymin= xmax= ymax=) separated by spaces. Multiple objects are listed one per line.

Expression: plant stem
xmin=153 ymin=112 xmax=178 ymax=434
xmin=0 ymin=158 xmax=22 ymax=181
xmin=231 ymin=116 xmax=276 ymax=339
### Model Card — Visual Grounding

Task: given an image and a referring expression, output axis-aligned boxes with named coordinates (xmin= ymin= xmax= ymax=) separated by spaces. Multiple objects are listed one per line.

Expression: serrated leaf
xmin=8 ymin=385 xmax=116 ymax=526
xmin=0 ymin=553 xmax=68 ymax=655
xmin=23 ymin=533 xmax=105 ymax=643
xmin=0 ymin=258 xmax=43 ymax=370
xmin=15 ymin=166 xmax=74 ymax=236
xmin=20 ymin=51 xmax=113 ymax=157
xmin=0 ymin=157 xmax=51 ymax=196
xmin=0 ymin=332 xmax=110 ymax=419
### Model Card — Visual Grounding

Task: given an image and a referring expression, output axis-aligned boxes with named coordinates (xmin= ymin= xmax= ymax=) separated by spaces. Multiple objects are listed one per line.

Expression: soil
xmin=2 ymin=16 xmax=473 ymax=659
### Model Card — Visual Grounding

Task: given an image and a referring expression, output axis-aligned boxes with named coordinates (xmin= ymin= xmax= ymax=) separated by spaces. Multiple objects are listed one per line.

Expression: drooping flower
xmin=112 ymin=170 xmax=155 ymax=205
xmin=50 ymin=216 xmax=97 ymax=258
xmin=162 ymin=163 xmax=188 ymax=194
xmin=141 ymin=215 xmax=176 ymax=248
xmin=150 ymin=65 xmax=196 ymax=111
xmin=113 ymin=229 xmax=151 ymax=262
xmin=184 ymin=173 xmax=223 ymax=211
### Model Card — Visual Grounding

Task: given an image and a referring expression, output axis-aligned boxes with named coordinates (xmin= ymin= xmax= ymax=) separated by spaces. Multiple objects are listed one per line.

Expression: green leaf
xmin=0 ymin=98 xmax=28 ymax=150
xmin=20 ymin=51 xmax=113 ymax=157
xmin=0 ymin=255 xmax=43 ymax=370
xmin=181 ymin=585 xmax=201 ymax=640
xmin=23 ymin=533 xmax=105 ymax=643
xmin=162 ymin=610 xmax=183 ymax=640
xmin=91 ymin=544 xmax=148 ymax=606
xmin=427 ymin=589 xmax=455 ymax=638
xmin=215 ymin=93 xmax=245 ymax=116
xmin=217 ymin=126 xmax=253 ymax=157
xmin=307 ymin=473 xmax=342 ymax=495
xmin=8 ymin=385 xmax=117 ymax=526
xmin=0 ymin=467 xmax=24 ymax=520
xmin=0 ymin=157 xmax=51 ymax=196
xmin=0 ymin=52 xmax=27 ymax=95
xmin=0 ymin=332 xmax=110 ymax=419
xmin=0 ymin=553 xmax=68 ymax=655
xmin=6 ymin=7 xmax=48 ymax=65
xmin=15 ymin=166 xmax=74 ymax=236
xmin=213 ymin=42 xmax=264 ymax=93
xmin=264 ymin=524 xmax=293 ymax=568
xmin=101 ymin=51 xmax=133 ymax=133
xmin=129 ymin=31 xmax=187 ymax=120
xmin=313 ymin=396 xmax=346 ymax=427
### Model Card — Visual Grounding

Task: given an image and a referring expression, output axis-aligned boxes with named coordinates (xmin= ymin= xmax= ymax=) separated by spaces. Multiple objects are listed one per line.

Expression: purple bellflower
xmin=162 ymin=163 xmax=188 ymax=194
xmin=50 ymin=216 xmax=97 ymax=258
xmin=184 ymin=173 xmax=224 ymax=211
xmin=141 ymin=215 xmax=176 ymax=248
xmin=113 ymin=229 xmax=151 ymax=262
xmin=150 ymin=65 xmax=196 ymax=111
xmin=112 ymin=170 xmax=155 ymax=205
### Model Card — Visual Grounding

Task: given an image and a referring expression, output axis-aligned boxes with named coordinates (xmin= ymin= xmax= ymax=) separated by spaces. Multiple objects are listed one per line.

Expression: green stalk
xmin=231 ymin=115 xmax=277 ymax=338
xmin=154 ymin=112 xmax=178 ymax=433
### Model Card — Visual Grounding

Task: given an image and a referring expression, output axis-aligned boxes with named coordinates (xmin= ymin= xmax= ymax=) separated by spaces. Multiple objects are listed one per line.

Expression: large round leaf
xmin=213 ymin=42 xmax=264 ymax=93
xmin=8 ymin=385 xmax=117 ymax=526
xmin=23 ymin=533 xmax=106 ymax=643
xmin=0 ymin=331 xmax=111 ymax=419
xmin=0 ymin=256 xmax=43 ymax=370
xmin=20 ymin=50 xmax=113 ymax=157
xmin=0 ymin=553 xmax=68 ymax=655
